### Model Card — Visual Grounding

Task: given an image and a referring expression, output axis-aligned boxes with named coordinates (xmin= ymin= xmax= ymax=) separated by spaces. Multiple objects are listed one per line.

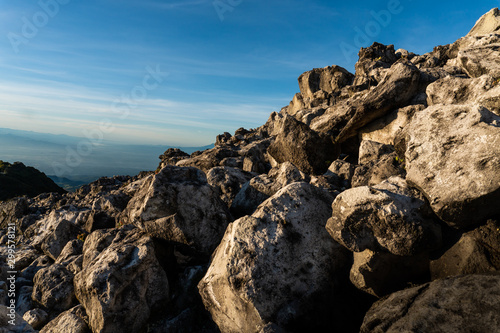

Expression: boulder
xmin=267 ymin=115 xmax=339 ymax=174
xmin=351 ymin=152 xmax=405 ymax=187
xmin=74 ymin=228 xmax=169 ymax=333
xmin=456 ymin=33 xmax=500 ymax=78
xmin=326 ymin=159 xmax=356 ymax=189
xmin=199 ymin=182 xmax=351 ymax=332
xmin=16 ymin=286 xmax=34 ymax=317
xmin=361 ymin=273 xmax=500 ymax=333
xmin=32 ymin=264 xmax=76 ymax=312
xmin=431 ymin=219 xmax=500 ymax=279
xmin=358 ymin=140 xmax=395 ymax=165
xmin=206 ymin=166 xmax=255 ymax=206
xmin=120 ymin=166 xmax=232 ymax=255
xmin=405 ymin=104 xmax=500 ymax=227
xmin=353 ymin=43 xmax=398 ymax=87
xmin=467 ymin=8 xmax=500 ymax=36
xmin=298 ymin=65 xmax=354 ymax=99
xmin=39 ymin=305 xmax=90 ymax=333
xmin=54 ymin=239 xmax=83 ymax=274
xmin=41 ymin=219 xmax=83 ymax=261
xmin=351 ymin=249 xmax=429 ymax=298
xmin=326 ymin=177 xmax=441 ymax=256
xmin=20 ymin=255 xmax=53 ymax=281
xmin=158 ymin=148 xmax=190 ymax=169
xmin=23 ymin=308 xmax=48 ymax=330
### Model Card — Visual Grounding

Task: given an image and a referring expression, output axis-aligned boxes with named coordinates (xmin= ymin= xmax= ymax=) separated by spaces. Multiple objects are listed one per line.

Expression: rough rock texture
xmin=431 ymin=219 xmax=500 ymax=279
xmin=121 ymin=166 xmax=232 ymax=255
xmin=361 ymin=273 xmax=500 ymax=333
xmin=206 ymin=166 xmax=255 ymax=206
xmin=22 ymin=308 xmax=48 ymax=330
xmin=351 ymin=250 xmax=429 ymax=298
xmin=467 ymin=7 xmax=500 ymax=36
xmin=327 ymin=177 xmax=441 ymax=256
xmin=199 ymin=182 xmax=351 ymax=332
xmin=39 ymin=305 xmax=90 ymax=333
xmin=32 ymin=264 xmax=76 ymax=312
xmin=405 ymin=104 xmax=500 ymax=227
xmin=267 ymin=115 xmax=338 ymax=174
xmin=74 ymin=228 xmax=169 ymax=333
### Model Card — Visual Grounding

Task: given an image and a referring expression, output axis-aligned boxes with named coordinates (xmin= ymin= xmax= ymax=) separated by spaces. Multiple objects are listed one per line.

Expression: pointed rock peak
xmin=467 ymin=8 xmax=500 ymax=36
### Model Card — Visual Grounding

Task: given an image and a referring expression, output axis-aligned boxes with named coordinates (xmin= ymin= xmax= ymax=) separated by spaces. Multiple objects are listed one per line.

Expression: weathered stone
xmin=431 ymin=219 xmax=500 ymax=279
xmin=84 ymin=211 xmax=115 ymax=233
xmin=351 ymin=249 xmax=430 ymax=298
xmin=54 ymin=239 xmax=83 ymax=274
xmin=121 ymin=166 xmax=232 ymax=255
xmin=405 ymin=104 xmax=500 ymax=227
xmin=207 ymin=166 xmax=255 ymax=206
xmin=358 ymin=140 xmax=395 ymax=165
xmin=20 ymin=255 xmax=53 ymax=281
xmin=41 ymin=219 xmax=83 ymax=261
xmin=267 ymin=115 xmax=338 ymax=174
xmin=351 ymin=152 xmax=405 ymax=187
xmin=361 ymin=273 xmax=500 ymax=333
xmin=199 ymin=182 xmax=351 ymax=332
xmin=353 ymin=43 xmax=398 ymax=87
xmin=327 ymin=177 xmax=441 ymax=256
xmin=467 ymin=8 xmax=500 ymax=36
xmin=32 ymin=264 xmax=76 ymax=312
xmin=298 ymin=65 xmax=354 ymax=99
xmin=326 ymin=159 xmax=356 ymax=189
xmin=40 ymin=305 xmax=90 ymax=333
xmin=16 ymin=286 xmax=33 ymax=317
xmin=23 ymin=308 xmax=48 ymax=330
xmin=74 ymin=228 xmax=169 ymax=333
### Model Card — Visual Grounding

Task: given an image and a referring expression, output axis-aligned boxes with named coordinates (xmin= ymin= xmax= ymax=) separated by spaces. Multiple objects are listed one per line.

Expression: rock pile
xmin=1 ymin=8 xmax=500 ymax=333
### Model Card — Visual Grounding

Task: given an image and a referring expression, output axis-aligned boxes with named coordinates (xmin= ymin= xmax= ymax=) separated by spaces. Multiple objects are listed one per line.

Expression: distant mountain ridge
xmin=0 ymin=160 xmax=66 ymax=201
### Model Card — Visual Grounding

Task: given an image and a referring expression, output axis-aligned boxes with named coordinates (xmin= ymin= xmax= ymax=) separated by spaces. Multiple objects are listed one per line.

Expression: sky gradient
xmin=0 ymin=0 xmax=497 ymax=146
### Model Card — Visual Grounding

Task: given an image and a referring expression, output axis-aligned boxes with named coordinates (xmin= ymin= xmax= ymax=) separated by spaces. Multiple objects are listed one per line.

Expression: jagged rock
xmin=359 ymin=105 xmax=423 ymax=146
xmin=23 ymin=308 xmax=48 ymax=330
xmin=267 ymin=115 xmax=338 ymax=174
xmin=299 ymin=65 xmax=354 ymax=99
xmin=120 ymin=166 xmax=232 ymax=255
xmin=0 ymin=197 xmax=28 ymax=233
xmin=351 ymin=152 xmax=404 ymax=187
xmin=54 ymin=239 xmax=83 ymax=274
xmin=231 ymin=162 xmax=309 ymax=217
xmin=326 ymin=159 xmax=356 ymax=189
xmin=32 ymin=264 xmax=76 ymax=312
xmin=426 ymin=74 xmax=500 ymax=115
xmin=74 ymin=227 xmax=169 ymax=333
xmin=358 ymin=140 xmax=395 ymax=165
xmin=158 ymin=148 xmax=190 ymax=169
xmin=351 ymin=249 xmax=429 ymax=298
xmin=40 ymin=305 xmax=90 ymax=333
xmin=431 ymin=219 xmax=500 ymax=279
xmin=405 ymin=103 xmax=500 ymax=227
xmin=41 ymin=219 xmax=83 ymax=261
xmin=199 ymin=182 xmax=351 ymax=332
xmin=468 ymin=8 xmax=500 ymax=36
xmin=0 ymin=305 xmax=36 ymax=332
xmin=354 ymin=43 xmax=398 ymax=87
xmin=456 ymin=33 xmax=500 ymax=78
xmin=20 ymin=255 xmax=53 ymax=281
xmin=311 ymin=60 xmax=420 ymax=145
xmin=361 ymin=273 xmax=500 ymax=333
xmin=327 ymin=177 xmax=441 ymax=256
xmin=207 ymin=167 xmax=255 ymax=206
xmin=176 ymin=146 xmax=241 ymax=171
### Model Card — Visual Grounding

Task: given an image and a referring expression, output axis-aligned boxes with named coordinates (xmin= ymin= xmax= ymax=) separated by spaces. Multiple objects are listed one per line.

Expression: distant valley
xmin=0 ymin=128 xmax=213 ymax=190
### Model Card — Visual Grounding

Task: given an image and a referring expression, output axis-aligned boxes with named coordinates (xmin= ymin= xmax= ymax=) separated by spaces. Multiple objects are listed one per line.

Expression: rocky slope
xmin=1 ymin=8 xmax=500 ymax=333
xmin=0 ymin=161 xmax=66 ymax=201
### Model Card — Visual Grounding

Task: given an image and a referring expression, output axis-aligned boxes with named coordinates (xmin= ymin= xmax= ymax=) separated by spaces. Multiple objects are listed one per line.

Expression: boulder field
xmin=1 ymin=8 xmax=500 ymax=333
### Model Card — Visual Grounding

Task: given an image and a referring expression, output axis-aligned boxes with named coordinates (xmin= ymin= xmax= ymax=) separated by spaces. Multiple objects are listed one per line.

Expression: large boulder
xmin=32 ymin=264 xmax=76 ymax=313
xmin=431 ymin=219 xmax=500 ymax=279
xmin=467 ymin=7 xmax=500 ymax=36
xmin=206 ymin=166 xmax=255 ymax=206
xmin=405 ymin=104 xmax=500 ymax=227
xmin=267 ymin=115 xmax=339 ymax=174
xmin=199 ymin=182 xmax=351 ymax=332
xmin=298 ymin=65 xmax=354 ymax=99
xmin=120 ymin=166 xmax=232 ymax=255
xmin=361 ymin=273 xmax=500 ymax=333
xmin=74 ymin=227 xmax=169 ymax=333
xmin=327 ymin=177 xmax=441 ymax=256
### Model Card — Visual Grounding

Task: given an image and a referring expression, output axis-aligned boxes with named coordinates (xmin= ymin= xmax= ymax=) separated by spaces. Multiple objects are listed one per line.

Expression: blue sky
xmin=0 ymin=0 xmax=497 ymax=146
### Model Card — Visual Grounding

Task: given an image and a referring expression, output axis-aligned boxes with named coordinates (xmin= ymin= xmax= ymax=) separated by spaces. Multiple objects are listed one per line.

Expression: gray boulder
xmin=327 ymin=177 xmax=441 ymax=256
xmin=199 ymin=182 xmax=351 ymax=332
xmin=32 ymin=264 xmax=76 ymax=312
xmin=206 ymin=166 xmax=255 ymax=206
xmin=405 ymin=104 xmax=500 ymax=227
xmin=74 ymin=228 xmax=169 ymax=333
xmin=361 ymin=273 xmax=500 ymax=333
xmin=39 ymin=305 xmax=90 ymax=333
xmin=120 ymin=166 xmax=232 ymax=255
xmin=22 ymin=308 xmax=48 ymax=330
